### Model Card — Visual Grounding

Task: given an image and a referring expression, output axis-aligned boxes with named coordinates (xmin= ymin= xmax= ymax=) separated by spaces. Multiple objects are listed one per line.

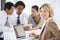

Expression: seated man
xmin=12 ymin=1 xmax=28 ymax=26
xmin=0 ymin=2 xmax=14 ymax=40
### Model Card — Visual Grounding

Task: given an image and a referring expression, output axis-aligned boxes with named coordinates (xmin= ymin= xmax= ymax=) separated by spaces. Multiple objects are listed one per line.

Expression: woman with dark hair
xmin=25 ymin=5 xmax=45 ymax=30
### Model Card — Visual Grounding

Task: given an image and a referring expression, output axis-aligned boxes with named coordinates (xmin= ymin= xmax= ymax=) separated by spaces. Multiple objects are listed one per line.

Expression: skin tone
xmin=16 ymin=5 xmax=24 ymax=15
xmin=5 ymin=6 xmax=14 ymax=15
xmin=31 ymin=8 xmax=40 ymax=22
xmin=40 ymin=7 xmax=49 ymax=20
xmin=25 ymin=8 xmax=45 ymax=30
xmin=30 ymin=6 xmax=50 ymax=38
xmin=28 ymin=8 xmax=40 ymax=24
xmin=25 ymin=8 xmax=40 ymax=30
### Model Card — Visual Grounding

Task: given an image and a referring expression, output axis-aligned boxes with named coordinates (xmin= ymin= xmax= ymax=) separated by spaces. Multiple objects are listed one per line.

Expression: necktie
xmin=17 ymin=16 xmax=20 ymax=24
xmin=5 ymin=17 xmax=9 ymax=26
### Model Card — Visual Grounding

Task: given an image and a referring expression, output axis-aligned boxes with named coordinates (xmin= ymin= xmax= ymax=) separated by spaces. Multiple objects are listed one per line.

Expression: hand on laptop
xmin=24 ymin=26 xmax=32 ymax=31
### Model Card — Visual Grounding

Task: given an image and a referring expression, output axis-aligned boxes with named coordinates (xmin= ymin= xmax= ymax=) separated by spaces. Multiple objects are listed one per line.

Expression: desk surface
xmin=4 ymin=26 xmax=40 ymax=40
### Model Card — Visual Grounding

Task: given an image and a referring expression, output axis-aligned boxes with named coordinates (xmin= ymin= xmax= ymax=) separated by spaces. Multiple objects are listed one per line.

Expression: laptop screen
xmin=13 ymin=25 xmax=26 ymax=38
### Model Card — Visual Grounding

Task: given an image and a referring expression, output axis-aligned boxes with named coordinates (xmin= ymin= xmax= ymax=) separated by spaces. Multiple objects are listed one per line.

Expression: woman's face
xmin=31 ymin=8 xmax=38 ymax=17
xmin=40 ymin=7 xmax=49 ymax=20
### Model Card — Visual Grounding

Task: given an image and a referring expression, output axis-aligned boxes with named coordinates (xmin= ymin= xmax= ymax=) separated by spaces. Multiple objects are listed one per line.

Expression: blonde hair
xmin=40 ymin=3 xmax=54 ymax=17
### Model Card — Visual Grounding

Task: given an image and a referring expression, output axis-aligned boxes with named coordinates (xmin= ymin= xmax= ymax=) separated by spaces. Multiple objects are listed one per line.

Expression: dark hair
xmin=4 ymin=2 xmax=14 ymax=10
xmin=32 ymin=5 xmax=39 ymax=11
xmin=15 ymin=1 xmax=25 ymax=8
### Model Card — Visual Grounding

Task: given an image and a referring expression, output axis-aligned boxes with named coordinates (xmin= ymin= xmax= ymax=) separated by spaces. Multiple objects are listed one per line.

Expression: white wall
xmin=6 ymin=0 xmax=60 ymax=29
xmin=6 ymin=0 xmax=15 ymax=4
xmin=54 ymin=0 xmax=60 ymax=30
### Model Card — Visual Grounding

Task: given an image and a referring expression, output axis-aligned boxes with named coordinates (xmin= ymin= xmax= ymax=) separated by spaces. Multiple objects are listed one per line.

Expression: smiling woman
xmin=30 ymin=3 xmax=60 ymax=40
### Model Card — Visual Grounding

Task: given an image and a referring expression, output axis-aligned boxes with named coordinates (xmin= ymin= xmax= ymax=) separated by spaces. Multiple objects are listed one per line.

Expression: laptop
xmin=14 ymin=25 xmax=26 ymax=38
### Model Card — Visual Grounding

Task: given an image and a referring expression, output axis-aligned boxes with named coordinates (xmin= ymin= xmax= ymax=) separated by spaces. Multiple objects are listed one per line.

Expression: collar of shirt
xmin=12 ymin=10 xmax=28 ymax=25
xmin=2 ymin=10 xmax=12 ymax=18
xmin=14 ymin=10 xmax=23 ymax=18
xmin=0 ymin=10 xmax=8 ymax=25
xmin=2 ymin=10 xmax=8 ymax=18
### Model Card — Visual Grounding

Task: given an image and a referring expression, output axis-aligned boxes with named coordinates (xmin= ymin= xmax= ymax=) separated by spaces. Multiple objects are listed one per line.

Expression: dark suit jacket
xmin=39 ymin=19 xmax=60 ymax=40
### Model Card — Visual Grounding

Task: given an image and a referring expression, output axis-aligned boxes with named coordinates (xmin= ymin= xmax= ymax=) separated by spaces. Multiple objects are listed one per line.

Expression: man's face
xmin=16 ymin=5 xmax=24 ymax=15
xmin=7 ymin=6 xmax=14 ymax=15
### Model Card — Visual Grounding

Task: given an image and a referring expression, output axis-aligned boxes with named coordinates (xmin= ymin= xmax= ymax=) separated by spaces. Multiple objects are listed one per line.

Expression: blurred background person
xmin=12 ymin=1 xmax=28 ymax=26
xmin=0 ymin=2 xmax=14 ymax=40
xmin=25 ymin=5 xmax=45 ymax=30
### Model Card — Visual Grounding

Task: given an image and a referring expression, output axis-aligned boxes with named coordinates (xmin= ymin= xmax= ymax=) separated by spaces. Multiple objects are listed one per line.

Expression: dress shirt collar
xmin=15 ymin=10 xmax=23 ymax=18
xmin=2 ymin=10 xmax=8 ymax=18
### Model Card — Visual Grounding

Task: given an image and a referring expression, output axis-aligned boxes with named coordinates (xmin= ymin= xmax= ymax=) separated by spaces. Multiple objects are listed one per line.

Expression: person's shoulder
xmin=12 ymin=9 xmax=16 ymax=15
xmin=46 ymin=19 xmax=58 ymax=29
xmin=22 ymin=13 xmax=28 ymax=17
xmin=22 ymin=13 xmax=26 ymax=15
xmin=0 ymin=10 xmax=5 ymax=20
xmin=47 ymin=19 xmax=55 ymax=23
xmin=0 ymin=10 xmax=4 ymax=16
xmin=29 ymin=15 xmax=32 ymax=17
xmin=0 ymin=10 xmax=4 ymax=13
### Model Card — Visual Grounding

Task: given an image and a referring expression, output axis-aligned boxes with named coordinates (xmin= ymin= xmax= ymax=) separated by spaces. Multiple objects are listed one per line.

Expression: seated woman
xmin=30 ymin=3 xmax=60 ymax=40
xmin=25 ymin=5 xmax=45 ymax=30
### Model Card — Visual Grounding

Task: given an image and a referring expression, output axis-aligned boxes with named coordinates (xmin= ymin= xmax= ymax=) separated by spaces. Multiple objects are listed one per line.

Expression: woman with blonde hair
xmin=30 ymin=3 xmax=60 ymax=40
